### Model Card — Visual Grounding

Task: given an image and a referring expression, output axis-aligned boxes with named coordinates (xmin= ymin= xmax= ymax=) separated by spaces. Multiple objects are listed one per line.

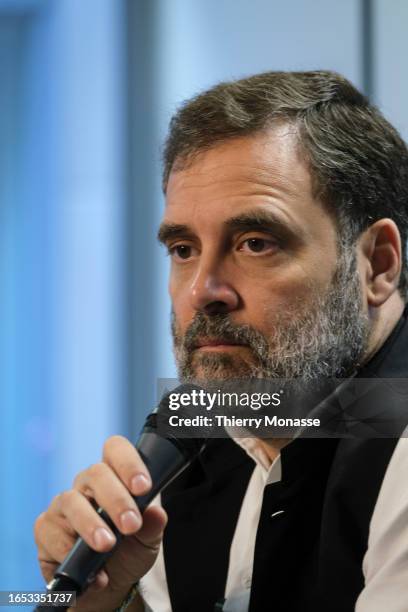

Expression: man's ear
xmin=358 ymin=218 xmax=402 ymax=307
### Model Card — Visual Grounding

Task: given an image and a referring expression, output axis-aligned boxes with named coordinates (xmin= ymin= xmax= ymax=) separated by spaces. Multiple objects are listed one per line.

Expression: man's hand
xmin=34 ymin=435 xmax=167 ymax=612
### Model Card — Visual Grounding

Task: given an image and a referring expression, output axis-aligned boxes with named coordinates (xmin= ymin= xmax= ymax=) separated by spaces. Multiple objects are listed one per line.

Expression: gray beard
xmin=172 ymin=248 xmax=371 ymax=383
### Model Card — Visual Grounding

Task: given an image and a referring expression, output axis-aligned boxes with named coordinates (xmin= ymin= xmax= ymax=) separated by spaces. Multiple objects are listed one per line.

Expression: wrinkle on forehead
xmin=166 ymin=127 xmax=314 ymax=205
xmin=169 ymin=169 xmax=303 ymax=199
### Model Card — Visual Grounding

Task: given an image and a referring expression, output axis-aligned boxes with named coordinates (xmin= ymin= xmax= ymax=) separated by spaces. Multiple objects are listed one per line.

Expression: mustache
xmin=174 ymin=312 xmax=265 ymax=352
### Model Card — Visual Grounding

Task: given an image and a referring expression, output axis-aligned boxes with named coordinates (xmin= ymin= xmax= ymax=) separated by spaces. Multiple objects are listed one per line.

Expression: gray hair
xmin=163 ymin=70 xmax=408 ymax=299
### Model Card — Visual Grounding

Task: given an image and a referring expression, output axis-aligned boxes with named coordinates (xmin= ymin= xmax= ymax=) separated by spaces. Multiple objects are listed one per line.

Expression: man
xmin=34 ymin=71 xmax=408 ymax=611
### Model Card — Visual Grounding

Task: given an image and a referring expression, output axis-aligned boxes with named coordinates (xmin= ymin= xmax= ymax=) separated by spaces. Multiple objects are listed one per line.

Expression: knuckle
xmin=102 ymin=434 xmax=126 ymax=460
xmin=39 ymin=561 xmax=56 ymax=583
xmin=49 ymin=493 xmax=62 ymax=510
xmin=87 ymin=462 xmax=108 ymax=480
xmin=73 ymin=469 xmax=87 ymax=489
xmin=111 ymin=492 xmax=134 ymax=514
xmin=33 ymin=512 xmax=46 ymax=543
xmin=56 ymin=535 xmax=74 ymax=560
xmin=59 ymin=489 xmax=78 ymax=509
xmin=117 ymin=459 xmax=138 ymax=478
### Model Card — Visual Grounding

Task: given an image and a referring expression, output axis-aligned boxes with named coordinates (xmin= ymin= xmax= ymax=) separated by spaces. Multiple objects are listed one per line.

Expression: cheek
xmin=244 ymin=271 xmax=317 ymax=307
xmin=241 ymin=276 xmax=320 ymax=329
xmin=169 ymin=278 xmax=192 ymax=325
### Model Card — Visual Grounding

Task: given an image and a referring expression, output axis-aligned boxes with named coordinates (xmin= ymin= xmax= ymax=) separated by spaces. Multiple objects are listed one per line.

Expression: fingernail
xmin=93 ymin=527 xmax=116 ymax=549
xmin=131 ymin=473 xmax=151 ymax=494
xmin=95 ymin=570 xmax=109 ymax=589
xmin=120 ymin=509 xmax=141 ymax=533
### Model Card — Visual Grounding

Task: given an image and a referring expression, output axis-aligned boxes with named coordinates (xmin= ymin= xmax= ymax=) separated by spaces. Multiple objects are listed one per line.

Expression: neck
xmin=259 ymin=438 xmax=291 ymax=462
xmin=363 ymin=292 xmax=405 ymax=364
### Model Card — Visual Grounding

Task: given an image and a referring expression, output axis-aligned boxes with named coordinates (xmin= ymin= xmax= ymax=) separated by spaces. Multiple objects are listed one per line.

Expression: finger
xmin=36 ymin=531 xmax=76 ymax=583
xmin=87 ymin=569 xmax=109 ymax=592
xmin=104 ymin=506 xmax=167 ymax=585
xmin=36 ymin=511 xmax=111 ymax=590
xmin=34 ymin=513 xmax=77 ymax=581
xmin=35 ymin=505 xmax=76 ymax=545
xmin=73 ymin=463 xmax=143 ymax=536
xmin=39 ymin=559 xmax=59 ymax=585
xmin=102 ymin=436 xmax=152 ymax=496
xmin=54 ymin=489 xmax=117 ymax=551
xmin=134 ymin=505 xmax=168 ymax=549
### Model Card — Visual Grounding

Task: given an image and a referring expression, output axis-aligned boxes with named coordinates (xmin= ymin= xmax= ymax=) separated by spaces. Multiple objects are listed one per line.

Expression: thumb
xmin=104 ymin=505 xmax=167 ymax=587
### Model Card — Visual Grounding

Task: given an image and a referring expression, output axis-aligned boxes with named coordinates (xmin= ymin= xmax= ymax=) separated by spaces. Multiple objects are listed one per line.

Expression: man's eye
xmin=239 ymin=237 xmax=278 ymax=254
xmin=169 ymin=244 xmax=194 ymax=260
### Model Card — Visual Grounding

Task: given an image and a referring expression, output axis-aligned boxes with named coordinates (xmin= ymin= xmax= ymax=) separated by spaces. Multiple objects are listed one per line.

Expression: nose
xmin=189 ymin=261 xmax=240 ymax=315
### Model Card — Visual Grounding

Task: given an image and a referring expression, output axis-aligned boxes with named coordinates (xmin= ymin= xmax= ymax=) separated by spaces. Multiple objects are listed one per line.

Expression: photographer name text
xmin=168 ymin=414 xmax=321 ymax=429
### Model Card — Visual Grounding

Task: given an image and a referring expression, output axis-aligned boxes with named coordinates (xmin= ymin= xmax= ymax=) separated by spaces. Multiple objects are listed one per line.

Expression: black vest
xmin=162 ymin=306 xmax=408 ymax=611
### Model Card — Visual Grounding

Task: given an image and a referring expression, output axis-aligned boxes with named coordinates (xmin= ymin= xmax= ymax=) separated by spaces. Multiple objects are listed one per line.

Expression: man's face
xmin=159 ymin=127 xmax=369 ymax=382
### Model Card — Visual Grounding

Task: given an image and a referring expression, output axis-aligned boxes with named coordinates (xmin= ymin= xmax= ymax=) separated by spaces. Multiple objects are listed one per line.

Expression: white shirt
xmin=139 ymin=437 xmax=408 ymax=612
xmin=356 ymin=436 xmax=408 ymax=612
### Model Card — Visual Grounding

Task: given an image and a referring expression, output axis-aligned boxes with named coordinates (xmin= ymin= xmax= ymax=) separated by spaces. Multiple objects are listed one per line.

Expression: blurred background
xmin=0 ymin=0 xmax=407 ymax=597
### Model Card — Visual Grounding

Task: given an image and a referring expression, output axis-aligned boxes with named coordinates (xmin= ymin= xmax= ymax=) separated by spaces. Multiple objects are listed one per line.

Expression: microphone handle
xmin=34 ymin=433 xmax=194 ymax=611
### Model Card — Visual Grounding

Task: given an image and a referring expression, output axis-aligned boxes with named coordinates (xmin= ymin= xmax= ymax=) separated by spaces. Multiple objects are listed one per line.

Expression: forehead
xmin=167 ymin=126 xmax=307 ymax=190
xmin=163 ymin=126 xmax=333 ymax=239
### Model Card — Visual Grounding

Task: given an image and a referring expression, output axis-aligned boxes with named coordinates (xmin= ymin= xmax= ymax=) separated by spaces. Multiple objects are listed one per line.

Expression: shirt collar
xmin=232 ymin=436 xmax=282 ymax=486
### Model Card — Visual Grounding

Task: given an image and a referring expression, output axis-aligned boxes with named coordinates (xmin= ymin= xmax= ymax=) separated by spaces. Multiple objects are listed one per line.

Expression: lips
xmin=194 ymin=338 xmax=244 ymax=349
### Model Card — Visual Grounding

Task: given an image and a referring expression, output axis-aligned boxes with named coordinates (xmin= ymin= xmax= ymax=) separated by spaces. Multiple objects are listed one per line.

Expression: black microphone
xmin=34 ymin=384 xmax=207 ymax=611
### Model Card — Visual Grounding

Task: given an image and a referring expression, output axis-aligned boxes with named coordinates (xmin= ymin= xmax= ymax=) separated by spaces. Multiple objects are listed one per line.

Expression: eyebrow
xmin=157 ymin=209 xmax=304 ymax=244
xmin=224 ymin=211 xmax=299 ymax=236
xmin=157 ymin=223 xmax=192 ymax=245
